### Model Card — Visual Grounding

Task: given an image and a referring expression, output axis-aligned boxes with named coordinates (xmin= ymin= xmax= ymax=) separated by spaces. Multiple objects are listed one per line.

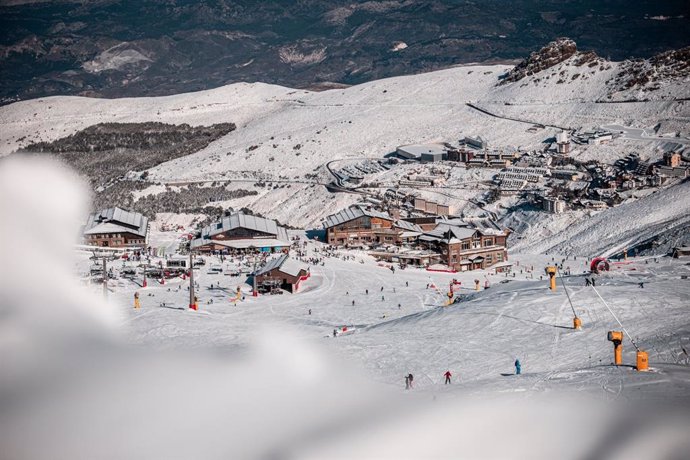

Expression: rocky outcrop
xmin=500 ymin=38 xmax=579 ymax=84
xmin=612 ymin=46 xmax=690 ymax=90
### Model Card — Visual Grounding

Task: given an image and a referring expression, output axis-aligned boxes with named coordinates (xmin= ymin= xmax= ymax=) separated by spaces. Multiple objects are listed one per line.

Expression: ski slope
xmin=106 ymin=234 xmax=690 ymax=387
xmin=507 ymin=179 xmax=690 ymax=257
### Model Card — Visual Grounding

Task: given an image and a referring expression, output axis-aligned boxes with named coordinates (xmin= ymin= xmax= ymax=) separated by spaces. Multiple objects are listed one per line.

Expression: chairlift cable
xmin=591 ymin=285 xmax=640 ymax=351
xmin=556 ymin=267 xmax=577 ymax=318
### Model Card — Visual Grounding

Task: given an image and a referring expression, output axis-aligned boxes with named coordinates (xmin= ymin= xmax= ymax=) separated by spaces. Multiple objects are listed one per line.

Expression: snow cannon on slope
xmin=607 ymin=331 xmax=623 ymax=365
xmin=545 ymin=266 xmax=557 ymax=291
xmin=446 ymin=282 xmax=455 ymax=306
xmin=590 ymin=257 xmax=610 ymax=274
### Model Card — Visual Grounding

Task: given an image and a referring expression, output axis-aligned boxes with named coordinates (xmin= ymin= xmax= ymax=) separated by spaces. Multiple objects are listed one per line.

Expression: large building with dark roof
xmin=418 ymin=219 xmax=509 ymax=271
xmin=83 ymin=207 xmax=149 ymax=248
xmin=324 ymin=205 xmax=420 ymax=247
xmin=191 ymin=212 xmax=290 ymax=253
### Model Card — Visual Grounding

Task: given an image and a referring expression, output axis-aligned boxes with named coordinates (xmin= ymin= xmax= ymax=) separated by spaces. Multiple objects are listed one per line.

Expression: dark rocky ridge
xmin=615 ymin=46 xmax=690 ymax=90
xmin=1 ymin=0 xmax=689 ymax=104
xmin=500 ymin=38 xmax=579 ymax=84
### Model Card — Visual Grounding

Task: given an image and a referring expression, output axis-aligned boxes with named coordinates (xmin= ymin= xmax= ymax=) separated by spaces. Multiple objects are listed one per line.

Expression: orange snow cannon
xmin=573 ymin=316 xmax=582 ymax=330
xmin=545 ymin=266 xmax=557 ymax=291
xmin=446 ymin=287 xmax=454 ymax=306
xmin=607 ymin=331 xmax=624 ymax=365
xmin=636 ymin=350 xmax=649 ymax=371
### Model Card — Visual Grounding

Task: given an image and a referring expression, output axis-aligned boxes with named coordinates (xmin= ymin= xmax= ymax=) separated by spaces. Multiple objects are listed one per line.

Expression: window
xmin=484 ymin=237 xmax=494 ymax=247
xmin=497 ymin=252 xmax=504 ymax=262
xmin=461 ymin=241 xmax=470 ymax=250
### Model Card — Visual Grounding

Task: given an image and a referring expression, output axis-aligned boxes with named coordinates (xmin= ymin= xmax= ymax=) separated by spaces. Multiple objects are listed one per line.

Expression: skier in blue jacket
xmin=515 ymin=359 xmax=521 ymax=375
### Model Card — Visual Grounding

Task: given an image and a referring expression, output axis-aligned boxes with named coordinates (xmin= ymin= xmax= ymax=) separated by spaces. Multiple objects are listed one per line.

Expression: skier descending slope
xmin=444 ymin=370 xmax=452 ymax=384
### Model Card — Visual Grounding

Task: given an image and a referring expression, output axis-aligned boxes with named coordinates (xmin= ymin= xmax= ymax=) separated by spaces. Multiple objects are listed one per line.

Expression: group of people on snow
xmin=403 ymin=360 xmax=522 ymax=390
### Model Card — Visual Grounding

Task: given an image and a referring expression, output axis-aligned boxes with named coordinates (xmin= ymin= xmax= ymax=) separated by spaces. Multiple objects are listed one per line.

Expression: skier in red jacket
xmin=444 ymin=370 xmax=452 ymax=384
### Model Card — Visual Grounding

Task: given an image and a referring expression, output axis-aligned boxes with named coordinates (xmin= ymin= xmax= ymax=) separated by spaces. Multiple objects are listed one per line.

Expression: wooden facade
xmin=254 ymin=255 xmax=310 ymax=293
xmin=256 ymin=267 xmax=309 ymax=293
xmin=83 ymin=208 xmax=148 ymax=249
xmin=422 ymin=231 xmax=508 ymax=271
xmin=326 ymin=215 xmax=398 ymax=246
xmin=85 ymin=231 xmax=146 ymax=248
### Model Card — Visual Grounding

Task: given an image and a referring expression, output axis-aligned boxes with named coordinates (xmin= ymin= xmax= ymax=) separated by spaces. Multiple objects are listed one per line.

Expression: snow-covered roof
xmin=396 ymin=143 xmax=446 ymax=159
xmin=661 ymin=142 xmax=684 ymax=153
xmin=324 ymin=206 xmax=393 ymax=229
xmin=201 ymin=212 xmax=288 ymax=241
xmin=191 ymin=237 xmax=289 ymax=250
xmin=84 ymin=207 xmax=148 ymax=238
xmin=492 ymin=261 xmax=513 ymax=268
xmin=394 ymin=220 xmax=423 ymax=233
xmin=254 ymin=254 xmax=308 ymax=277
xmin=425 ymin=224 xmax=477 ymax=241
xmin=84 ymin=222 xmax=129 ymax=235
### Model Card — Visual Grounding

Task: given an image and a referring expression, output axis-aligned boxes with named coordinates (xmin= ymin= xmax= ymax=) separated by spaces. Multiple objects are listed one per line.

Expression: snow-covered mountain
xmin=1 ymin=39 xmax=689 ymax=253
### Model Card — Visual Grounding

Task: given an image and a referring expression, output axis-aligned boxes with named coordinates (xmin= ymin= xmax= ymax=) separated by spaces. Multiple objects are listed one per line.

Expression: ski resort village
xmin=2 ymin=37 xmax=690 ymax=459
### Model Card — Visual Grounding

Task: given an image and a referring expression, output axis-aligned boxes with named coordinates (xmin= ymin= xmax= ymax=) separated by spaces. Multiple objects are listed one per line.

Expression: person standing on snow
xmin=408 ymin=373 xmax=414 ymax=389
xmin=514 ymin=359 xmax=521 ymax=375
xmin=444 ymin=370 xmax=452 ymax=384
xmin=404 ymin=375 xmax=410 ymax=390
